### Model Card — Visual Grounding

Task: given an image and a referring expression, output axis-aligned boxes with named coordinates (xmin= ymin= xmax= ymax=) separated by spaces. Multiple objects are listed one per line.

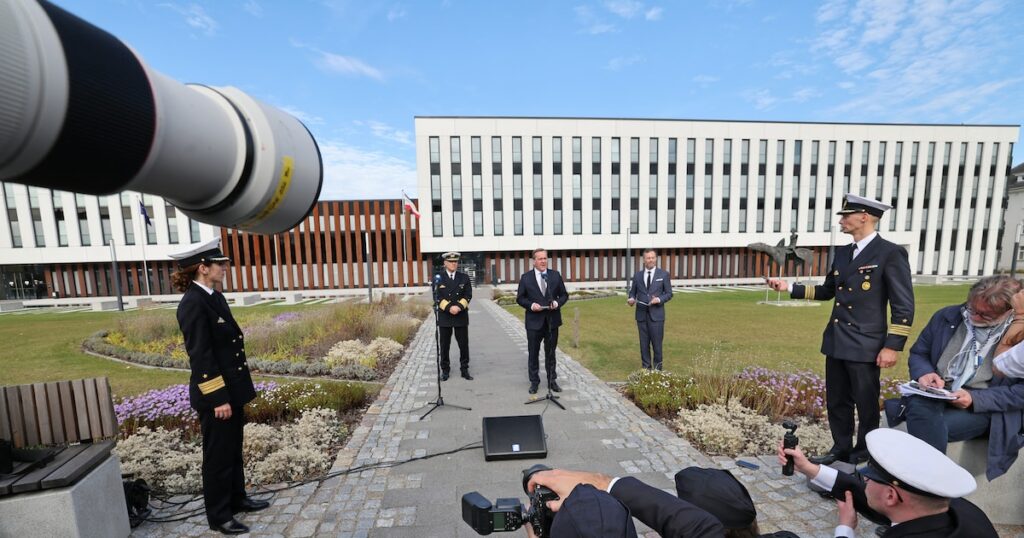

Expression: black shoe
xmin=849 ymin=448 xmax=869 ymax=464
xmin=211 ymin=519 xmax=249 ymax=535
xmin=809 ymin=450 xmax=849 ymax=466
xmin=233 ymin=497 xmax=270 ymax=513
xmin=549 ymin=381 xmax=562 ymax=392
xmin=529 ymin=383 xmax=539 ymax=394
xmin=441 ymin=372 xmax=450 ymax=381
xmin=461 ymin=371 xmax=473 ymax=380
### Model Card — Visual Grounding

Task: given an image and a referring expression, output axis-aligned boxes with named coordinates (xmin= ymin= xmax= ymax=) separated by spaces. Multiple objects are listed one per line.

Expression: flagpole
xmin=401 ymin=190 xmax=410 ymax=287
xmin=137 ymin=194 xmax=151 ymax=295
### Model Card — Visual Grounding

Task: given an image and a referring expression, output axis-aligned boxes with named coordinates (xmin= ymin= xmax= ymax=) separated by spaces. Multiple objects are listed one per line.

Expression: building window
xmin=825 ymin=140 xmax=836 ymax=232
xmin=572 ymin=137 xmax=582 ymax=235
xmin=792 ymin=140 xmax=801 ymax=234
xmin=552 ymin=137 xmax=562 ymax=235
xmin=757 ymin=139 xmax=767 ymax=233
xmin=843 ymin=140 xmax=853 ymax=195
xmin=650 ymin=138 xmax=659 ymax=233
xmin=859 ymin=141 xmax=870 ymax=196
xmin=513 ymin=136 xmax=524 ymax=235
xmin=189 ymin=217 xmax=200 ymax=243
xmin=75 ymin=194 xmax=91 ymax=246
xmin=740 ymin=139 xmax=749 ymax=233
xmin=686 ymin=138 xmax=695 ymax=233
xmin=630 ymin=138 xmax=640 ymax=234
xmin=721 ymin=139 xmax=731 ymax=233
xmin=774 ymin=140 xmax=784 ymax=233
xmin=472 ymin=136 xmax=483 ymax=236
xmin=611 ymin=137 xmax=620 ymax=234
xmin=592 ymin=137 xmax=601 ymax=234
xmin=429 ymin=136 xmax=442 ymax=237
xmin=808 ymin=141 xmax=819 ymax=232
xmin=451 ymin=136 xmax=463 ymax=237
xmin=668 ymin=138 xmax=678 ymax=233
xmin=492 ymin=136 xmax=504 ymax=236
xmin=534 ymin=136 xmax=544 ymax=235
xmin=906 ymin=141 xmax=918 ymax=232
xmin=29 ymin=187 xmax=45 ymax=247
xmin=165 ymin=201 xmax=179 ymax=244
xmin=52 ymin=190 xmax=68 ymax=247
xmin=142 ymin=195 xmax=157 ymax=244
xmin=2 ymin=183 xmax=22 ymax=247
xmin=99 ymin=196 xmax=113 ymax=245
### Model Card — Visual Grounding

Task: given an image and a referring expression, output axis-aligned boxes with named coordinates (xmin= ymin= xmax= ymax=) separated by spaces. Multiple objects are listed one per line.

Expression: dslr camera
xmin=462 ymin=464 xmax=559 ymax=536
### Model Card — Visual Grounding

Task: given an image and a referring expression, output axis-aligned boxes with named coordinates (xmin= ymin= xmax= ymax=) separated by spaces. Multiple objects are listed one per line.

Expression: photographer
xmin=776 ymin=428 xmax=996 ymax=537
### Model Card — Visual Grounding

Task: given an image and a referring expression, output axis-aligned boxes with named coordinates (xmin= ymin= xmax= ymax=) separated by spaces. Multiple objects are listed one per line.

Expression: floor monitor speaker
xmin=482 ymin=415 xmax=547 ymax=461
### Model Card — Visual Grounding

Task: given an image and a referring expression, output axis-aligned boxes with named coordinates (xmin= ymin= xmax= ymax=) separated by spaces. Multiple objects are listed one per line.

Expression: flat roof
xmin=414 ymin=115 xmax=1019 ymax=128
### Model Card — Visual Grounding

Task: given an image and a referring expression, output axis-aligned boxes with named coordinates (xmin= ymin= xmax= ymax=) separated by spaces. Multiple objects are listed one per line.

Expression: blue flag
xmin=139 ymin=200 xmax=152 ymax=227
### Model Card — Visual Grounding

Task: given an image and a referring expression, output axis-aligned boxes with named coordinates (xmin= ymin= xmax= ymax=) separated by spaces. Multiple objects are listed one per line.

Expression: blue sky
xmin=58 ymin=0 xmax=1023 ymax=200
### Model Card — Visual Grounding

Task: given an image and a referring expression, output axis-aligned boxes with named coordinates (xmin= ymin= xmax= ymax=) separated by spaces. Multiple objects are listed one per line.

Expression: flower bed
xmin=86 ymin=296 xmax=429 ymax=381
xmin=114 ymin=381 xmax=369 ymax=492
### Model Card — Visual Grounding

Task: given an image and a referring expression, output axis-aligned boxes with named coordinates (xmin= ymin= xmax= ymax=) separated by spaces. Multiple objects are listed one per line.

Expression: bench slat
xmin=8 ymin=445 xmax=90 ymax=495
xmin=5 ymin=388 xmax=25 ymax=447
xmin=58 ymin=381 xmax=78 ymax=444
xmin=83 ymin=379 xmax=103 ymax=440
xmin=19 ymin=386 xmax=39 ymax=447
xmin=0 ymin=460 xmax=39 ymax=496
xmin=38 ymin=441 xmax=114 ymax=490
xmin=71 ymin=379 xmax=90 ymax=441
xmin=32 ymin=383 xmax=51 ymax=445
xmin=0 ymin=386 xmax=10 ymax=442
xmin=45 ymin=382 xmax=65 ymax=445
xmin=95 ymin=378 xmax=117 ymax=438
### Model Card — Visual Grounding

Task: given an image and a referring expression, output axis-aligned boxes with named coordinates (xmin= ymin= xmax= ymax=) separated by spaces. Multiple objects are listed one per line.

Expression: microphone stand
xmin=420 ymin=277 xmax=471 ymax=419
xmin=525 ymin=275 xmax=565 ymax=411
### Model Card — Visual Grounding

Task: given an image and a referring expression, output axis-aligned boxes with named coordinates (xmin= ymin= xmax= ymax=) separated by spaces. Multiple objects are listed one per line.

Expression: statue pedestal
xmin=757 ymin=300 xmax=822 ymax=307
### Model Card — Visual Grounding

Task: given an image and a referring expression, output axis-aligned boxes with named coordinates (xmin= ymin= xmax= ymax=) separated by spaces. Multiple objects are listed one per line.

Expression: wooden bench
xmin=0 ymin=377 xmax=129 ymax=537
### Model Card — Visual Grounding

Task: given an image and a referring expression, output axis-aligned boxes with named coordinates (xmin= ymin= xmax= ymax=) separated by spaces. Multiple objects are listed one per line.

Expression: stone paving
xmin=132 ymin=294 xmax=1023 ymax=537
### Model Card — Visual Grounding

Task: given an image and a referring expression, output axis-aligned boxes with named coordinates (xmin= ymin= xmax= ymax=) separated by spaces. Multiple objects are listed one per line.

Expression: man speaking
xmin=628 ymin=248 xmax=673 ymax=370
xmin=435 ymin=251 xmax=473 ymax=381
xmin=516 ymin=248 xmax=570 ymax=395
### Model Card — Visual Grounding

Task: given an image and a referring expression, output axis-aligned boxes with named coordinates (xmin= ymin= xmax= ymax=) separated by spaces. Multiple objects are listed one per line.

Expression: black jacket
xmin=829 ymin=467 xmax=996 ymax=537
xmin=610 ymin=477 xmax=724 ymax=537
xmin=435 ymin=271 xmax=472 ymax=328
xmin=176 ymin=283 xmax=257 ymax=412
xmin=791 ymin=234 xmax=915 ymax=361
xmin=516 ymin=269 xmax=570 ymax=331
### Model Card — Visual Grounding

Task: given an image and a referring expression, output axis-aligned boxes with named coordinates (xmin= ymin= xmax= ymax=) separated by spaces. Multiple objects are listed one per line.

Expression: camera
xmin=781 ymin=420 xmax=799 ymax=476
xmin=462 ymin=464 xmax=559 ymax=536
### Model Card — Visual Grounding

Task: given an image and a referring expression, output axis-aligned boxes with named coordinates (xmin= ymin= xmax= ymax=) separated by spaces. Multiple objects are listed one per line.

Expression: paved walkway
xmin=132 ymin=296 xmax=1022 ymax=537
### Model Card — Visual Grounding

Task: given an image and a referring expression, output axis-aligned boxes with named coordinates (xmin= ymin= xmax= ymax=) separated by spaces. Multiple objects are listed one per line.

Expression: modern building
xmin=415 ymin=117 xmax=1018 ymax=283
xmin=998 ymin=162 xmax=1024 ymax=272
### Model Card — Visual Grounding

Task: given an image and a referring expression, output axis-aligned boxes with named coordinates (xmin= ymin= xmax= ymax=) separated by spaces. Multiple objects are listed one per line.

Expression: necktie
xmin=540 ymin=272 xmax=547 ymax=295
xmin=646 ymin=271 xmax=652 ymax=289
xmin=851 ymin=243 xmax=859 ymax=260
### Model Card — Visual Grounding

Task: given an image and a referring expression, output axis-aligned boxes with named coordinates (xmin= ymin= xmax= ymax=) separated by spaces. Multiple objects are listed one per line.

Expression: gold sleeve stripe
xmin=805 ymin=287 xmax=815 ymax=301
xmin=198 ymin=376 xmax=226 ymax=395
xmin=439 ymin=299 xmax=450 ymax=310
xmin=888 ymin=325 xmax=912 ymax=336
xmin=458 ymin=298 xmax=469 ymax=308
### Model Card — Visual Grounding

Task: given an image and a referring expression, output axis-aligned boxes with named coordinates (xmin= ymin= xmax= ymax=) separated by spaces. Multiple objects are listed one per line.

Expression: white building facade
xmin=416 ymin=117 xmax=1018 ymax=283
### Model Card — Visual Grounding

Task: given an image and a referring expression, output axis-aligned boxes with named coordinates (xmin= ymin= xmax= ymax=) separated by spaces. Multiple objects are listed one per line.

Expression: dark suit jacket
xmin=791 ymin=234 xmax=915 ymax=362
xmin=176 ymin=283 xmax=257 ymax=412
xmin=628 ymin=268 xmax=673 ymax=322
xmin=435 ymin=271 xmax=472 ymax=328
xmin=828 ymin=467 xmax=997 ymax=537
xmin=609 ymin=477 xmax=725 ymax=537
xmin=516 ymin=269 xmax=570 ymax=331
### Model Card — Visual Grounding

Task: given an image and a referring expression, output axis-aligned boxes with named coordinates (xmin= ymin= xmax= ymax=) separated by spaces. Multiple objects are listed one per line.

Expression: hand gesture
xmin=550 ymin=301 xmax=559 ymax=310
xmin=876 ymin=348 xmax=898 ymax=368
xmin=650 ymin=296 xmax=660 ymax=305
xmin=450 ymin=305 xmax=462 ymax=315
xmin=526 ymin=469 xmax=611 ymax=514
xmin=627 ymin=298 xmax=636 ymax=307
xmin=766 ymin=278 xmax=788 ymax=292
xmin=531 ymin=303 xmax=542 ymax=312
xmin=950 ymin=389 xmax=973 ymax=409
xmin=917 ymin=372 xmax=944 ymax=389
xmin=837 ymin=490 xmax=857 ymax=529
xmin=214 ymin=403 xmax=232 ymax=420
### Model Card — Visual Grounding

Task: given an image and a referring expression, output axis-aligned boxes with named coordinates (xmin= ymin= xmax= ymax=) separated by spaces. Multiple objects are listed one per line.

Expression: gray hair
xmin=967 ymin=275 xmax=1023 ymax=310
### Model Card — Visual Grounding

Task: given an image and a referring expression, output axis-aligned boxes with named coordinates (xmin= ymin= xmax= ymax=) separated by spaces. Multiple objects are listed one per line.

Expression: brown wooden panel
xmin=5 ymin=388 xmax=25 ymax=447
xmin=18 ymin=386 xmax=39 ymax=447
xmin=0 ymin=387 xmax=10 ymax=443
xmin=329 ymin=202 xmax=341 ymax=288
xmin=282 ymin=232 xmax=293 ymax=290
xmin=45 ymin=382 xmax=64 ymax=445
xmin=322 ymin=203 xmax=335 ymax=288
xmin=43 ymin=270 xmax=54 ymax=299
xmin=83 ymin=379 xmax=102 ymax=439
xmin=384 ymin=201 xmax=397 ymax=286
xmin=7 ymin=445 xmax=85 ymax=494
xmin=32 ymin=383 xmax=52 ymax=445
xmin=57 ymin=381 xmax=78 ymax=443
xmin=311 ymin=203 xmax=323 ymax=289
xmin=353 ymin=202 xmax=365 ymax=287
xmin=71 ymin=379 xmax=90 ymax=441
xmin=372 ymin=201 xmax=384 ymax=287
xmin=38 ymin=441 xmax=114 ymax=490
xmin=95 ymin=378 xmax=116 ymax=438
xmin=301 ymin=214 xmax=313 ymax=289
xmin=342 ymin=202 xmax=355 ymax=287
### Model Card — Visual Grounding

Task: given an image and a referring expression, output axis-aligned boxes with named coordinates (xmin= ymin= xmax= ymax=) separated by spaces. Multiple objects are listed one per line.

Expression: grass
xmin=506 ymin=284 xmax=972 ymax=381
xmin=0 ymin=304 xmax=381 ymax=400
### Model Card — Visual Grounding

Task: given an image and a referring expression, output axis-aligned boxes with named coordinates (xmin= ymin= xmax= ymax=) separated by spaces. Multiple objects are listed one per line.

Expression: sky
xmin=57 ymin=0 xmax=1024 ymax=201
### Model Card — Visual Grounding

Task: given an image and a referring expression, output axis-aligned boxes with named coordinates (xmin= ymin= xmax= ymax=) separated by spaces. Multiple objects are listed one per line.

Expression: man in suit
xmin=768 ymin=194 xmax=915 ymax=465
xmin=170 ymin=238 xmax=268 ymax=535
xmin=627 ymin=248 xmax=673 ymax=370
xmin=516 ymin=248 xmax=570 ymax=394
xmin=779 ymin=428 xmax=997 ymax=538
xmin=434 ymin=251 xmax=473 ymax=381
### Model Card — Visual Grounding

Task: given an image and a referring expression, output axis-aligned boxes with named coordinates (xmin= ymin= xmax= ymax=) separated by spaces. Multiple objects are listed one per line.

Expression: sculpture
xmin=748 ymin=231 xmax=813 ymax=277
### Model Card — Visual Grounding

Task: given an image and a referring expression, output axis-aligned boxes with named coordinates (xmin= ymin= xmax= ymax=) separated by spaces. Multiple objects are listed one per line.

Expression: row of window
xmin=0 ymin=184 xmax=201 ymax=249
xmin=428 ymin=136 xmax=1014 ymax=239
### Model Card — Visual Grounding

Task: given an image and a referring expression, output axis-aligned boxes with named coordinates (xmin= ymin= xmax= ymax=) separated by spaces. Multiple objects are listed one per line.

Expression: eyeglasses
xmin=862 ymin=474 xmax=904 ymax=503
xmin=966 ymin=305 xmax=1009 ymax=322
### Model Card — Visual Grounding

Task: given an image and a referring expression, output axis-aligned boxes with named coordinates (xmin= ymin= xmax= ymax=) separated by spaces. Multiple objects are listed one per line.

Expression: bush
xmin=330 ymin=364 xmax=378 ymax=381
xmin=675 ymin=399 xmax=833 ymax=456
xmin=624 ymin=369 xmax=688 ymax=419
xmin=115 ymin=427 xmax=203 ymax=493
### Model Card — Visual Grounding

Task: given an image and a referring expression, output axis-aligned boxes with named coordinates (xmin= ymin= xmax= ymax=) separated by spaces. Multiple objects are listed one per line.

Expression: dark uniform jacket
xmin=516 ymin=269 xmax=570 ymax=330
xmin=791 ymin=235 xmax=914 ymax=362
xmin=829 ymin=468 xmax=997 ymax=537
xmin=435 ymin=271 xmax=472 ymax=328
xmin=609 ymin=477 xmax=724 ymax=537
xmin=628 ymin=268 xmax=673 ymax=322
xmin=177 ymin=283 xmax=257 ymax=412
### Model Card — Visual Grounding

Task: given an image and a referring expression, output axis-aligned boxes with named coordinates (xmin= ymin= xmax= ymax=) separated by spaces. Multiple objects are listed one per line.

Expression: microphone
xmin=432 ymin=273 xmax=441 ymax=303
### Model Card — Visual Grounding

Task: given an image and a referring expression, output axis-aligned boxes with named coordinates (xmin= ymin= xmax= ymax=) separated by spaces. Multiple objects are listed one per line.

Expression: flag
xmin=402 ymin=191 xmax=420 ymax=219
xmin=139 ymin=200 xmax=152 ymax=227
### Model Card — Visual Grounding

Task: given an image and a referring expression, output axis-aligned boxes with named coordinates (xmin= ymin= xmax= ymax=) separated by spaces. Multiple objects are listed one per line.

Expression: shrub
xmin=675 ymin=399 xmax=833 ymax=456
xmin=624 ymin=369 xmax=688 ymax=419
xmin=115 ymin=427 xmax=204 ymax=493
xmin=330 ymin=364 xmax=378 ymax=381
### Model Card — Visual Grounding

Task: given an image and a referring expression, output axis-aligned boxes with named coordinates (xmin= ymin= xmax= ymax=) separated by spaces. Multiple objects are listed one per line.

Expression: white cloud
xmin=744 ymin=89 xmax=778 ymax=110
xmin=605 ymin=55 xmax=644 ymax=71
xmin=355 ymin=120 xmax=413 ymax=146
xmin=574 ymin=5 xmax=618 ymax=34
xmin=791 ymin=87 xmax=821 ymax=103
xmin=317 ymin=140 xmax=417 ymax=200
xmin=387 ymin=5 xmax=407 ymax=21
xmin=645 ymin=7 xmax=663 ymax=20
xmin=279 ymin=106 xmax=324 ymax=126
xmin=605 ymin=0 xmax=643 ymax=18
xmin=837 ymin=81 xmax=856 ymax=89
xmin=692 ymin=74 xmax=719 ymax=84
xmin=159 ymin=3 xmax=218 ymax=35
xmin=242 ymin=0 xmax=262 ymax=17
xmin=292 ymin=40 xmax=384 ymax=80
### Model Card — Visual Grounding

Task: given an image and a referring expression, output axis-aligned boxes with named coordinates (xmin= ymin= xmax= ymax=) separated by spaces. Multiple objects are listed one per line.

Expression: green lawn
xmin=506 ymin=284 xmax=971 ymax=382
xmin=0 ymin=305 xmax=380 ymax=400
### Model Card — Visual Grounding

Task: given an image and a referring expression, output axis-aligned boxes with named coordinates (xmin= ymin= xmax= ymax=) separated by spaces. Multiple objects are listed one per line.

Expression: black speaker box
xmin=482 ymin=415 xmax=547 ymax=461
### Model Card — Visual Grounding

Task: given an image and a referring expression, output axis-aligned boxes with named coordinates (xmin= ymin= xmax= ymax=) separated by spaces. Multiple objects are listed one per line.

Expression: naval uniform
xmin=177 ymin=281 xmax=257 ymax=527
xmin=791 ymin=233 xmax=914 ymax=454
xmin=435 ymin=270 xmax=473 ymax=375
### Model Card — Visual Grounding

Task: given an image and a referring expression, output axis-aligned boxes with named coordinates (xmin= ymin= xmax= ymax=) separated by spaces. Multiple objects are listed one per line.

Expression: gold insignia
xmin=197 ymin=376 xmax=226 ymax=395
xmin=862 ymin=282 xmax=871 ymax=291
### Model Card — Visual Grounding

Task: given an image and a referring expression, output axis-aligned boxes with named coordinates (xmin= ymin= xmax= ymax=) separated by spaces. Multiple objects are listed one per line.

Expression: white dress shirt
xmin=193 ymin=280 xmax=215 ymax=295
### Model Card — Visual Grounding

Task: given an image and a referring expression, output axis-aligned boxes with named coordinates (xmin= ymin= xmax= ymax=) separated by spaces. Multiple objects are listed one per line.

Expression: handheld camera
xmin=782 ymin=420 xmax=799 ymax=476
xmin=461 ymin=464 xmax=559 ymax=536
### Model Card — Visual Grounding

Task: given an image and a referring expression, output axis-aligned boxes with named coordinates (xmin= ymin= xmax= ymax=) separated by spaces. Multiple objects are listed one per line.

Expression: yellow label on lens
xmin=862 ymin=281 xmax=871 ymax=291
xmin=240 ymin=156 xmax=294 ymax=229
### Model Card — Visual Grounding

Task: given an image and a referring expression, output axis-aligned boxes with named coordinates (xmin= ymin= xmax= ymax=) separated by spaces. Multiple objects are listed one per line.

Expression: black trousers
xmin=825 ymin=356 xmax=881 ymax=453
xmin=527 ymin=322 xmax=558 ymax=385
xmin=439 ymin=325 xmax=470 ymax=373
xmin=637 ymin=319 xmax=665 ymax=370
xmin=198 ymin=406 xmax=247 ymax=526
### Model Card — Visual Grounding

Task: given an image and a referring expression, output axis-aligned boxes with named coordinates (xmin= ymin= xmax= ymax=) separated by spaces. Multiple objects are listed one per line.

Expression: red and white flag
xmin=402 ymin=191 xmax=420 ymax=219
